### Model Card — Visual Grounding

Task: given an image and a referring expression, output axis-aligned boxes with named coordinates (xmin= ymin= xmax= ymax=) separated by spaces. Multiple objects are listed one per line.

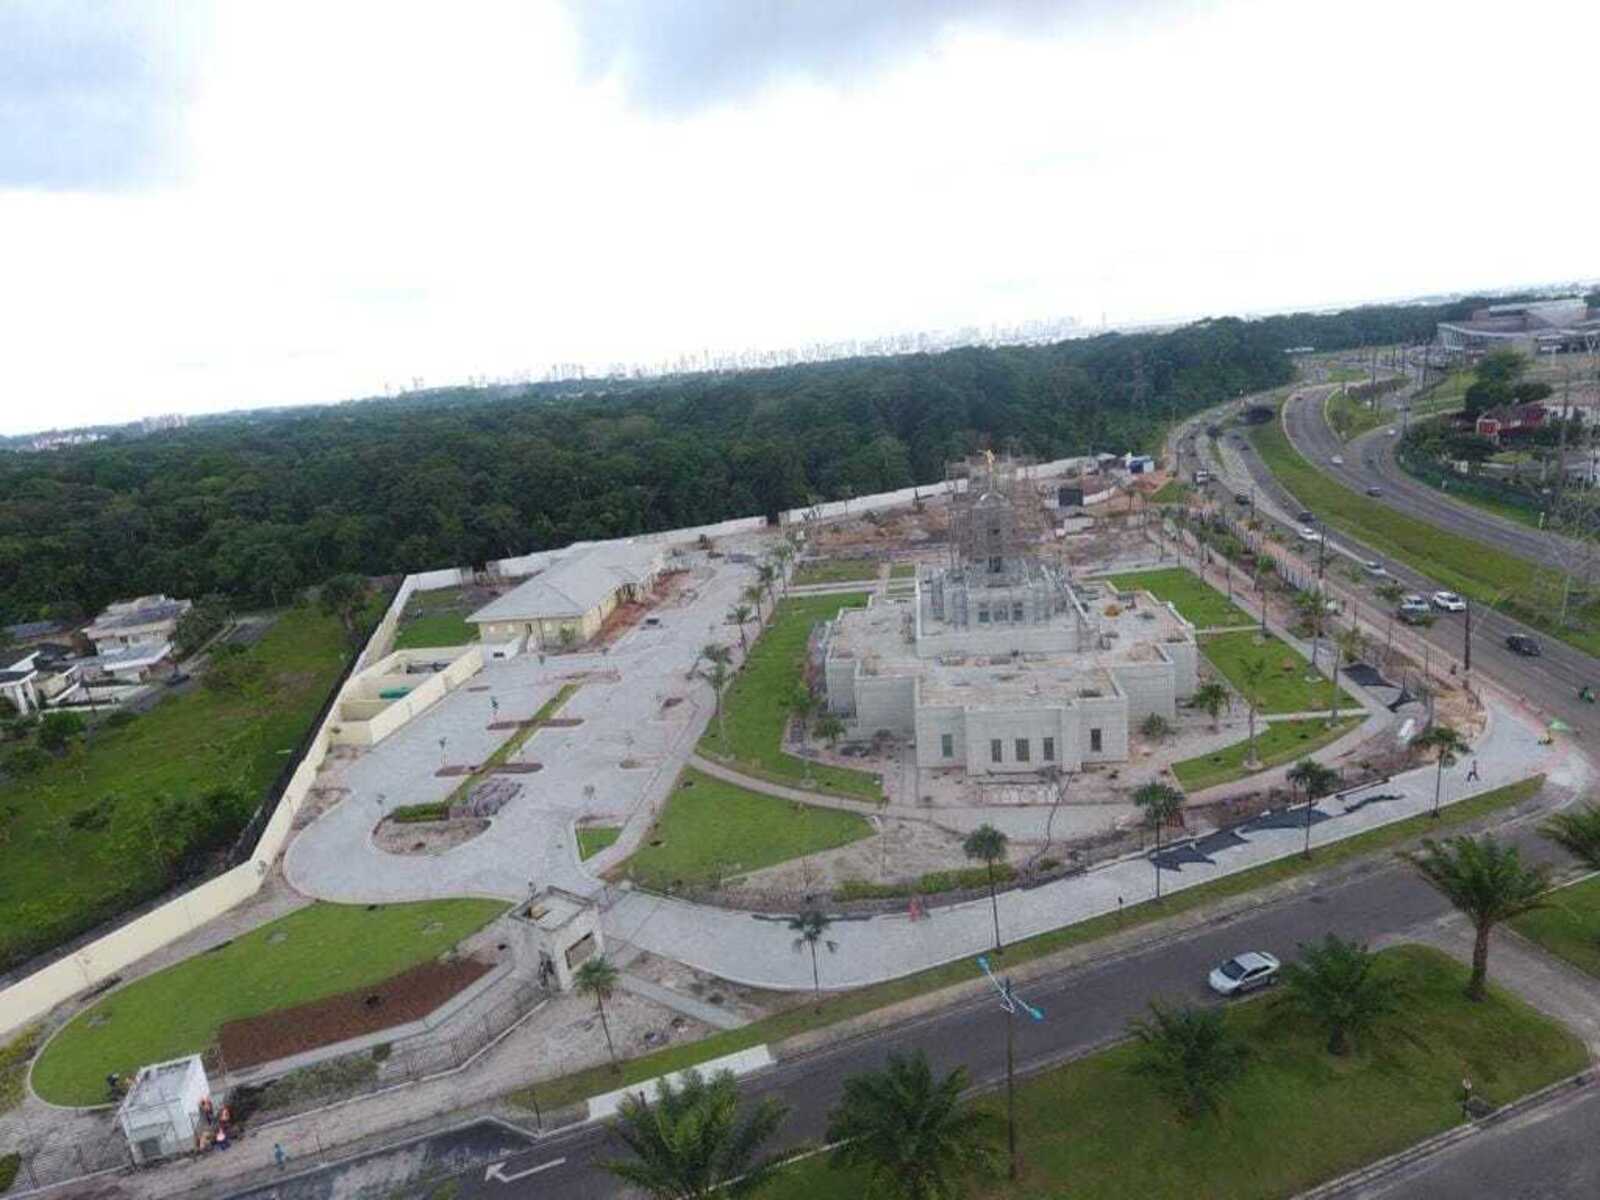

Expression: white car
xmin=1297 ymin=527 xmax=1323 ymax=543
xmin=1331 ymin=455 xmax=1345 ymax=466
xmin=1363 ymin=559 xmax=1388 ymax=577
xmin=1432 ymin=591 xmax=1467 ymax=612
xmin=1208 ymin=951 xmax=1281 ymax=996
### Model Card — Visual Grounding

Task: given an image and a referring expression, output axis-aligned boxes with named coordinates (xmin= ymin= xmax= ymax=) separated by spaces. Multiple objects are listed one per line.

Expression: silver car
xmin=1208 ymin=951 xmax=1281 ymax=996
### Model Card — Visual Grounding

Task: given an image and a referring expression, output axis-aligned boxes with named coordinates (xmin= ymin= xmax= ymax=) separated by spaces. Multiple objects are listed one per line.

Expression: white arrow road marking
xmin=484 ymin=1157 xmax=566 ymax=1183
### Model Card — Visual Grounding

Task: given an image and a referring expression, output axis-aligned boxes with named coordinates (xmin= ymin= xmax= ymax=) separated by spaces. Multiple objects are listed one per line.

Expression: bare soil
xmin=373 ymin=816 xmax=489 ymax=856
xmin=218 ymin=959 xmax=493 ymax=1070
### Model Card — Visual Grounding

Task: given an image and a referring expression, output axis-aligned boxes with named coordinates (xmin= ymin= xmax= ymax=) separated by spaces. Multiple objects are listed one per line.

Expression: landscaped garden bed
xmin=1101 ymin=566 xmax=1252 ymax=630
xmin=1171 ymin=717 xmax=1361 ymax=791
xmin=792 ymin=558 xmax=880 ymax=586
xmin=1199 ymin=630 xmax=1355 ymax=714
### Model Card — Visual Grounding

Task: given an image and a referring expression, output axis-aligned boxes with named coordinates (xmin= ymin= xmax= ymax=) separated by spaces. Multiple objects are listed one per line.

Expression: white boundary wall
xmin=0 ymin=577 xmax=420 ymax=1040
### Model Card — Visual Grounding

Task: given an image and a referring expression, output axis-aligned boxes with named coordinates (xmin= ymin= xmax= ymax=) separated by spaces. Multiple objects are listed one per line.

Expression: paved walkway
xmin=616 ymin=971 xmax=749 ymax=1031
xmin=603 ymin=695 xmax=1585 ymax=992
xmin=688 ymin=752 xmax=891 ymax=817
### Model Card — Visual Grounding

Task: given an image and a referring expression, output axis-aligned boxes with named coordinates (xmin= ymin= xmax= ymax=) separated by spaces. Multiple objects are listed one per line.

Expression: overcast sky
xmin=2 ymin=0 xmax=1597 ymax=434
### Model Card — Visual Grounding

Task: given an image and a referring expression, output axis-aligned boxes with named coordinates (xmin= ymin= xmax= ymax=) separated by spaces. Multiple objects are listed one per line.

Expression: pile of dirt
xmin=218 ymin=958 xmax=492 ymax=1069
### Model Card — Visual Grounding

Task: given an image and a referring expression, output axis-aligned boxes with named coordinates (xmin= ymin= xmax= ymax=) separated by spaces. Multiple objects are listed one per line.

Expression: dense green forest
xmin=0 ymin=299 xmax=1504 ymax=620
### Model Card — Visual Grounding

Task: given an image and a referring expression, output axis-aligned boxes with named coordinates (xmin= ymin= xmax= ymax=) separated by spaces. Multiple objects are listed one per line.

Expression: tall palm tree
xmin=1541 ymin=803 xmax=1600 ymax=870
xmin=727 ymin=604 xmax=753 ymax=650
xmin=742 ymin=583 xmax=766 ymax=624
xmin=604 ymin=1068 xmax=788 ymax=1199
xmin=1128 ymin=1000 xmax=1250 ymax=1120
xmin=1413 ymin=722 xmax=1469 ymax=817
xmin=1238 ymin=656 xmax=1269 ymax=768
xmin=825 ymin=1051 xmax=1000 ymax=1200
xmin=1403 ymin=836 xmax=1552 ymax=1000
xmin=575 ymin=956 xmax=621 ymax=1068
xmin=1133 ymin=782 xmax=1185 ymax=900
xmin=1285 ymin=758 xmax=1338 ymax=857
xmin=757 ymin=563 xmax=778 ymax=611
xmin=1277 ymin=934 xmax=1399 ymax=1056
xmin=1192 ymin=680 xmax=1231 ymax=731
xmin=963 ymin=824 xmax=1009 ymax=953
xmin=788 ymin=908 xmax=837 ymax=1009
xmin=704 ymin=660 xmax=732 ymax=739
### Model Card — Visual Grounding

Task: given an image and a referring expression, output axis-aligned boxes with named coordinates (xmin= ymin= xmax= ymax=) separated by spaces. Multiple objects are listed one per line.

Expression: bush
xmin=36 ymin=711 xmax=84 ymax=753
xmin=203 ymin=650 xmax=267 ymax=696
xmin=103 ymin=710 xmax=137 ymax=729
xmin=2 ymin=746 xmax=48 ymax=778
xmin=1140 ymin=713 xmax=1173 ymax=741
xmin=834 ymin=862 xmax=1017 ymax=901
xmin=0 ymin=1151 xmax=19 ymax=1193
xmin=390 ymin=802 xmax=451 ymax=824
xmin=68 ymin=795 xmax=120 ymax=832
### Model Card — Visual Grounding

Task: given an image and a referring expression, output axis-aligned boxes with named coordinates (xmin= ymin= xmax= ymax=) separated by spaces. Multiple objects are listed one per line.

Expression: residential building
xmin=467 ymin=542 xmax=664 ymax=653
xmin=81 ymin=595 xmax=191 ymax=683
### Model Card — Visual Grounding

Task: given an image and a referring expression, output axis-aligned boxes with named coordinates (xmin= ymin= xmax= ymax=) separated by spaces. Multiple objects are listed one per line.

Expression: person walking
xmin=274 ymin=1142 xmax=287 ymax=1170
xmin=1467 ymin=759 xmax=1479 ymax=782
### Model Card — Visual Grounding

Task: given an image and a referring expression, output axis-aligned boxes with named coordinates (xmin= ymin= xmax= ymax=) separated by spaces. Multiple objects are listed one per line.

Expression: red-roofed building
xmin=1475 ymin=403 xmax=1547 ymax=443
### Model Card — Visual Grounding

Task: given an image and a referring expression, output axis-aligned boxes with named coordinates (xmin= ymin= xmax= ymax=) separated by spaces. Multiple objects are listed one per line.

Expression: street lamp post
xmin=977 ymin=955 xmax=1044 ymax=1183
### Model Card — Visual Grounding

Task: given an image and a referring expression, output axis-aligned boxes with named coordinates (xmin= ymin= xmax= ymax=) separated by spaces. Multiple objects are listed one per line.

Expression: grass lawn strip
xmin=620 ymin=768 xmax=871 ymax=891
xmin=699 ymin=592 xmax=880 ymax=799
xmin=761 ymin=945 xmax=1586 ymax=1200
xmin=1250 ymin=403 xmax=1600 ymax=656
xmin=1199 ymin=629 xmax=1355 ymax=714
xmin=1101 ymin=566 xmax=1252 ymax=630
xmin=444 ymin=683 xmax=580 ymax=807
xmin=576 ymin=826 xmax=620 ymax=860
xmin=393 ymin=612 xmax=476 ymax=649
xmin=1325 ymin=387 xmax=1388 ymax=441
xmin=31 ymin=898 xmax=506 ymax=1107
xmin=0 ymin=602 xmax=382 ymax=974
xmin=1150 ymin=480 xmax=1191 ymax=504
xmin=1171 ymin=716 xmax=1360 ymax=791
xmin=512 ymin=776 xmax=1544 ymax=1113
xmin=1509 ymin=873 xmax=1600 ymax=980
xmin=889 ymin=563 xmax=917 ymax=580
xmin=792 ymin=559 xmax=879 ymax=586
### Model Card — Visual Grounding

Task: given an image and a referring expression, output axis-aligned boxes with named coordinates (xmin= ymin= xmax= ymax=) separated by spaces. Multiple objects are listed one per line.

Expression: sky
xmin=2 ymin=0 xmax=1597 ymax=434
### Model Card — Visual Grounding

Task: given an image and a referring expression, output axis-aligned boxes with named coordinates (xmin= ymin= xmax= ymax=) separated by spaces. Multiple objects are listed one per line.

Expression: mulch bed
xmin=540 ymin=717 xmax=583 ymax=727
xmin=490 ymin=762 xmax=542 ymax=773
xmin=218 ymin=959 xmax=492 ymax=1070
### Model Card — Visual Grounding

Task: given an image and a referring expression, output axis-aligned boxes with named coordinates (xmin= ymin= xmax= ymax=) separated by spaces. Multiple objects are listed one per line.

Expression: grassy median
xmin=1172 ymin=716 xmax=1360 ymax=791
xmin=1101 ymin=566 xmax=1252 ymax=630
xmin=1510 ymin=874 xmax=1600 ymax=980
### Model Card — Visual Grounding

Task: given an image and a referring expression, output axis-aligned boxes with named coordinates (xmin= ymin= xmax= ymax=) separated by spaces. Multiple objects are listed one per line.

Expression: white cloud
xmin=0 ymin=0 xmax=1596 ymax=432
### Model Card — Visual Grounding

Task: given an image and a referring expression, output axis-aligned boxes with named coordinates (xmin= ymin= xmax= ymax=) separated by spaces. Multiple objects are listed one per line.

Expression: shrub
xmin=2 ymin=746 xmax=48 ymax=778
xmin=36 ymin=711 xmax=84 ymax=753
xmin=1140 ymin=713 xmax=1173 ymax=741
xmin=103 ymin=710 xmax=137 ymax=729
xmin=68 ymin=795 xmax=120 ymax=832
xmin=390 ymin=802 xmax=451 ymax=824
xmin=0 ymin=1151 xmax=20 ymax=1193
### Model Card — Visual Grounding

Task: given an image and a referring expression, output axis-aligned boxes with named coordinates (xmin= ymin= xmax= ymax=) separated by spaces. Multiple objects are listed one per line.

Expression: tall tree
xmin=1285 ymin=758 xmax=1338 ymax=857
xmin=1133 ymin=782 xmax=1185 ymax=899
xmin=575 ymin=956 xmax=622 ymax=1067
xmin=825 ymin=1051 xmax=1000 ymax=1200
xmin=963 ymin=824 xmax=1010 ymax=953
xmin=1192 ymin=680 xmax=1230 ymax=731
xmin=603 ymin=1068 xmax=788 ymax=1200
xmin=1540 ymin=804 xmax=1600 ymax=871
xmin=318 ymin=572 xmax=371 ymax=644
xmin=1238 ymin=656 xmax=1269 ymax=768
xmin=727 ymin=604 xmax=753 ymax=651
xmin=1128 ymin=1000 xmax=1250 ymax=1120
xmin=1277 ymin=935 xmax=1399 ymax=1056
xmin=1413 ymin=723 xmax=1469 ymax=817
xmin=1403 ymin=836 xmax=1552 ymax=1000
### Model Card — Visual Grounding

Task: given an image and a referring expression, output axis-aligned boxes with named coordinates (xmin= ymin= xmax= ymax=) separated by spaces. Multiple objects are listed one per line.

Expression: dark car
xmin=1365 ymin=486 xmax=1383 ymax=497
xmin=1295 ymin=510 xmax=1314 ymax=523
xmin=1234 ymin=492 xmax=1251 ymax=505
xmin=1505 ymin=634 xmax=1542 ymax=657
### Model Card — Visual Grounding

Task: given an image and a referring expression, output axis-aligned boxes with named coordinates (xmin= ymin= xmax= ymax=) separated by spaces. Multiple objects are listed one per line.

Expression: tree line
xmin=0 ymin=298 xmax=1518 ymax=623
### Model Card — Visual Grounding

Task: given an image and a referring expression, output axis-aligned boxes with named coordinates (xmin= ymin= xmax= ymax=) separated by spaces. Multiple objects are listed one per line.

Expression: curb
xmin=1294 ymin=1071 xmax=1594 ymax=1198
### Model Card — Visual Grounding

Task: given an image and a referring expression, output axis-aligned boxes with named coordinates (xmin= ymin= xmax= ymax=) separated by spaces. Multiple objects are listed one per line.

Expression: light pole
xmin=1463 ymin=600 xmax=1472 ymax=675
xmin=977 ymin=955 xmax=1044 ymax=1183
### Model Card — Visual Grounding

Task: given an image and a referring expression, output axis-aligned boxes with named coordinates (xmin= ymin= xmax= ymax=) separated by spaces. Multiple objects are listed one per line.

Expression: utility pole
xmin=977 ymin=956 xmax=1044 ymax=1183
xmin=1463 ymin=600 xmax=1472 ymax=675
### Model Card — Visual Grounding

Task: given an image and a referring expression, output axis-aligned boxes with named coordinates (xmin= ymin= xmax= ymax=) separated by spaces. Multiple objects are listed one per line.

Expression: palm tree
xmin=963 ymin=824 xmax=1009 ymax=953
xmin=1541 ymin=804 xmax=1600 ymax=870
xmin=1294 ymin=589 xmax=1328 ymax=677
xmin=772 ymin=542 xmax=795 ymax=592
xmin=1413 ymin=722 xmax=1469 ymax=817
xmin=757 ymin=563 xmax=778 ymax=611
xmin=1238 ymin=656 xmax=1269 ymax=768
xmin=789 ymin=685 xmax=817 ymax=734
xmin=702 ymin=642 xmax=733 ymax=667
xmin=1285 ymin=758 xmax=1339 ymax=857
xmin=742 ymin=583 xmax=766 ymax=624
xmin=1330 ymin=625 xmax=1366 ymax=729
xmin=704 ymin=659 xmax=732 ymax=737
xmin=788 ymin=908 xmax=837 ymax=1010
xmin=1277 ymin=934 xmax=1399 ymax=1055
xmin=575 ymin=956 xmax=621 ymax=1068
xmin=1403 ymin=836 xmax=1553 ymax=1000
xmin=603 ymin=1068 xmax=788 ymax=1199
xmin=1133 ymin=782 xmax=1185 ymax=900
xmin=825 ymin=1051 xmax=1000 ymax=1200
xmin=1128 ymin=1000 xmax=1250 ymax=1119
xmin=1192 ymin=680 xmax=1231 ymax=731
xmin=727 ymin=604 xmax=753 ymax=650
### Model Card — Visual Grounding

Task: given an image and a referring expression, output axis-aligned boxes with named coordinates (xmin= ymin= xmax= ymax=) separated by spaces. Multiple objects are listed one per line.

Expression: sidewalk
xmin=604 ymin=695 xmax=1578 ymax=992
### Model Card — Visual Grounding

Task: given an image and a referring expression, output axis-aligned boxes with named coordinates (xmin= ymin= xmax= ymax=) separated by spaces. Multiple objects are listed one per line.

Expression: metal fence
xmin=6 ymin=1129 xmax=132 ymax=1195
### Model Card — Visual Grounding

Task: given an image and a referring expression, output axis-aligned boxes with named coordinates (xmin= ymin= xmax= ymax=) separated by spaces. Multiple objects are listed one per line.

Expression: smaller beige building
xmin=503 ymin=887 xmax=603 ymax=991
xmin=468 ymin=543 xmax=664 ymax=652
xmin=329 ymin=646 xmax=483 ymax=747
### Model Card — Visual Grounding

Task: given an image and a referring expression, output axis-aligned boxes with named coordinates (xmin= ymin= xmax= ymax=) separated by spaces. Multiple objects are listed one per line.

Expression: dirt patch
xmin=373 ymin=816 xmax=489 ymax=856
xmin=219 ymin=959 xmax=492 ymax=1070
xmin=540 ymin=717 xmax=583 ymax=728
xmin=491 ymin=762 xmax=542 ymax=774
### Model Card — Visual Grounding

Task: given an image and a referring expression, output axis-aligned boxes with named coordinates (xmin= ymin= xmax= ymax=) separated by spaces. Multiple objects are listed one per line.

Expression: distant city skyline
xmin=2 ymin=0 xmax=1597 ymax=435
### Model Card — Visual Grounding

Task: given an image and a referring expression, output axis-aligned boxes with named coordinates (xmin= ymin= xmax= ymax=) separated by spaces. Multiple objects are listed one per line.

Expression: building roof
xmin=86 ymin=596 xmax=191 ymax=639
xmin=120 ymin=1055 xmax=206 ymax=1119
xmin=0 ymin=647 xmax=37 ymax=672
xmin=82 ymin=643 xmax=172 ymax=672
xmin=5 ymin=619 xmax=66 ymax=641
xmin=469 ymin=543 xmax=662 ymax=623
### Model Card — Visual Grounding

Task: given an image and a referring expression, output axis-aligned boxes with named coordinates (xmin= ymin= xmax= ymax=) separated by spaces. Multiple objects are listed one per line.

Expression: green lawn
xmin=1325 ymin=388 xmax=1388 ymax=441
xmin=1250 ymin=406 xmax=1600 ymax=656
xmin=700 ymin=593 xmax=881 ymax=799
xmin=889 ymin=563 xmax=918 ymax=580
xmin=1150 ymin=480 xmax=1192 ymax=504
xmin=512 ymin=776 xmax=1545 ymax=1115
xmin=762 ymin=945 xmax=1585 ymax=1200
xmin=792 ymin=559 xmax=880 ymax=586
xmin=620 ymin=768 xmax=871 ymax=891
xmin=1171 ymin=717 xmax=1361 ymax=791
xmin=1199 ymin=630 xmax=1355 ymax=714
xmin=1103 ymin=567 xmax=1252 ymax=629
xmin=1510 ymin=874 xmax=1600 ymax=980
xmin=0 ymin=1026 xmax=40 ymax=1115
xmin=394 ymin=612 xmax=476 ymax=649
xmin=0 ymin=603 xmax=380 ymax=974
xmin=577 ymin=826 xmax=620 ymax=860
xmin=31 ymin=898 xmax=506 ymax=1106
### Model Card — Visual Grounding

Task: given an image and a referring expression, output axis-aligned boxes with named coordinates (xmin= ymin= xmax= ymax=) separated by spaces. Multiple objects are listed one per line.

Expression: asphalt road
xmin=1353 ymin=1079 xmax=1600 ymax=1199
xmin=1179 ymin=391 xmax=1600 ymax=746
xmin=424 ymin=820 xmax=1572 ymax=1199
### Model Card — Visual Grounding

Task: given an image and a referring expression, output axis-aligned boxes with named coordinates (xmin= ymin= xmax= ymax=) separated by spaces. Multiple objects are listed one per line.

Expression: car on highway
xmin=1398 ymin=594 xmax=1432 ymax=622
xmin=1505 ymin=634 xmax=1542 ymax=657
xmin=1297 ymin=526 xmax=1323 ymax=543
xmin=1234 ymin=492 xmax=1251 ymax=505
xmin=1386 ymin=428 xmax=1398 ymax=435
xmin=1208 ymin=951 xmax=1281 ymax=996
xmin=1432 ymin=591 xmax=1467 ymax=612
xmin=1365 ymin=486 xmax=1383 ymax=497
xmin=1295 ymin=509 xmax=1315 ymax=524
xmin=1363 ymin=559 xmax=1388 ymax=576
xmin=1331 ymin=455 xmax=1345 ymax=466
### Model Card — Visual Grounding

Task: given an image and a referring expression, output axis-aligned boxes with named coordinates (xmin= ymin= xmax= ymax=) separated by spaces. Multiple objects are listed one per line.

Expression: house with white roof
xmin=81 ymin=595 xmax=191 ymax=683
xmin=467 ymin=543 xmax=664 ymax=652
